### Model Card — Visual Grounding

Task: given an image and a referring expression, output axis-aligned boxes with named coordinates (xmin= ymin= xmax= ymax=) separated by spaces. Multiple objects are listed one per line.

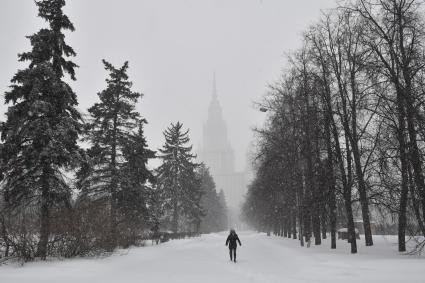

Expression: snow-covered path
xmin=1 ymin=232 xmax=424 ymax=283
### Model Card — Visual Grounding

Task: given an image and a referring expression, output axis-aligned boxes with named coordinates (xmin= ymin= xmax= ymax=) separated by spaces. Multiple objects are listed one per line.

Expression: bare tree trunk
xmin=109 ymin=113 xmax=119 ymax=251
xmin=109 ymin=188 xmax=117 ymax=250
xmin=343 ymin=135 xmax=357 ymax=250
xmin=408 ymin=163 xmax=425 ymax=237
xmin=172 ymin=200 xmax=179 ymax=234
xmin=288 ymin=209 xmax=293 ymax=238
xmin=1 ymin=188 xmax=10 ymax=257
xmin=37 ymin=194 xmax=49 ymax=259
xmin=312 ymin=206 xmax=321 ymax=245
xmin=36 ymin=166 xmax=51 ymax=259
xmin=292 ymin=208 xmax=297 ymax=240
xmin=303 ymin=163 xmax=313 ymax=246
xmin=1 ymin=216 xmax=9 ymax=257
xmin=397 ymin=106 xmax=409 ymax=252
xmin=325 ymin=113 xmax=336 ymax=248
xmin=297 ymin=174 xmax=305 ymax=247
xmin=331 ymin=116 xmax=357 ymax=253
xmin=321 ymin=209 xmax=327 ymax=240
xmin=351 ymin=144 xmax=374 ymax=246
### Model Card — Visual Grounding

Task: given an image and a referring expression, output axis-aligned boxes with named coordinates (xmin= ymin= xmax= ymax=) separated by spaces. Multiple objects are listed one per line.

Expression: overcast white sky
xmin=0 ymin=0 xmax=336 ymax=171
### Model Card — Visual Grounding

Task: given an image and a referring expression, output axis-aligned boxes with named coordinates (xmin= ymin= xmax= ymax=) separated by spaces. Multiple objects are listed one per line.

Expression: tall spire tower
xmin=202 ymin=74 xmax=235 ymax=175
xmin=199 ymin=74 xmax=246 ymax=211
xmin=212 ymin=71 xmax=217 ymax=99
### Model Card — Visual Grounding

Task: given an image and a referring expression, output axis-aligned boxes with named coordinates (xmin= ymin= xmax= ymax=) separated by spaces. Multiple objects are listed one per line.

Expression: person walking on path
xmin=225 ymin=229 xmax=242 ymax=262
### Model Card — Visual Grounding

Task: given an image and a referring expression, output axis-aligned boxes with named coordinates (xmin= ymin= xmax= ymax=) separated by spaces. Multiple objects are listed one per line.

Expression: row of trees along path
xmin=242 ymin=0 xmax=425 ymax=254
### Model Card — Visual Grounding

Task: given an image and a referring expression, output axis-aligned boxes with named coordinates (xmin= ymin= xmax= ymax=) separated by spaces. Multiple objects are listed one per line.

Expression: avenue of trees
xmin=0 ymin=0 xmax=227 ymax=261
xmin=243 ymin=0 xmax=425 ymax=254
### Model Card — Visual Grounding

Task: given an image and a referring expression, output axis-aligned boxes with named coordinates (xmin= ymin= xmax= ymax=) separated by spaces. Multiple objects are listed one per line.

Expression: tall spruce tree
xmin=117 ymin=122 xmax=155 ymax=242
xmin=0 ymin=0 xmax=81 ymax=259
xmin=157 ymin=122 xmax=203 ymax=233
xmin=79 ymin=60 xmax=153 ymax=250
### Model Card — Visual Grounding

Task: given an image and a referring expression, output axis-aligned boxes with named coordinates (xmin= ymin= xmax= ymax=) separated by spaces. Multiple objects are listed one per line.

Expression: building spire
xmin=212 ymin=71 xmax=217 ymax=99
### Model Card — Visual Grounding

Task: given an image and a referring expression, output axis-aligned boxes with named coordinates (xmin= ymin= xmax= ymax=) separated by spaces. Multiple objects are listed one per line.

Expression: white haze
xmin=0 ymin=0 xmax=336 ymax=171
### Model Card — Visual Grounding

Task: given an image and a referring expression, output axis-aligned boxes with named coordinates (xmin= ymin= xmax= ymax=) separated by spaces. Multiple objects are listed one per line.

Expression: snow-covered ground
xmin=1 ymin=231 xmax=424 ymax=283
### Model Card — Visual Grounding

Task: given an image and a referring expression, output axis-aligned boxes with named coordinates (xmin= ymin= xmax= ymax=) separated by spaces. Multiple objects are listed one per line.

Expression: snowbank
xmin=1 ymin=231 xmax=424 ymax=283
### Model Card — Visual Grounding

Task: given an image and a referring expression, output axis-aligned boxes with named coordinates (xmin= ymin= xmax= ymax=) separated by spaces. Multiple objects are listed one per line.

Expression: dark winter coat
xmin=226 ymin=233 xmax=241 ymax=249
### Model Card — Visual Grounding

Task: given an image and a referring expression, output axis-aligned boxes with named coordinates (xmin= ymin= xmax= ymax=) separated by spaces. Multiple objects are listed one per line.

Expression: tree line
xmin=242 ymin=0 xmax=425 ymax=254
xmin=0 ymin=0 xmax=227 ymax=261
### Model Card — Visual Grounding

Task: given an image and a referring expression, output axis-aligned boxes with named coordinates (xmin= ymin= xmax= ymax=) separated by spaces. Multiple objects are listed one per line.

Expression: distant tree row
xmin=197 ymin=165 xmax=228 ymax=233
xmin=0 ymin=0 xmax=227 ymax=261
xmin=242 ymin=0 xmax=425 ymax=254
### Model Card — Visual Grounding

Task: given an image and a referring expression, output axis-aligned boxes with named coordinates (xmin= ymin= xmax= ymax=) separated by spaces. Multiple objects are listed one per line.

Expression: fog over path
xmin=1 ymin=232 xmax=424 ymax=283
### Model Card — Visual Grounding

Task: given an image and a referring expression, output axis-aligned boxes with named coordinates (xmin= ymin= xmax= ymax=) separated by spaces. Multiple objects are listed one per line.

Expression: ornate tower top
xmin=212 ymin=71 xmax=217 ymax=99
xmin=202 ymin=74 xmax=235 ymax=175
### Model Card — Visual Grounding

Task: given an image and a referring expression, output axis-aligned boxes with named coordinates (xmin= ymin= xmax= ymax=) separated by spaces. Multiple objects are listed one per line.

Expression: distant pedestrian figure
xmin=225 ymin=229 xmax=241 ymax=262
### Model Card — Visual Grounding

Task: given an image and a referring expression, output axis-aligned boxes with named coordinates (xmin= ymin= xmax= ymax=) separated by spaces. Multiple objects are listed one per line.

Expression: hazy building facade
xmin=199 ymin=76 xmax=246 ymax=210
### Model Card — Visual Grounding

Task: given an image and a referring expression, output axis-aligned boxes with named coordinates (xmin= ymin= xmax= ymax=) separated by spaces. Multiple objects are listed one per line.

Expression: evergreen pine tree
xmin=78 ymin=60 xmax=153 ymax=249
xmin=0 ymin=0 xmax=81 ymax=259
xmin=157 ymin=122 xmax=203 ymax=233
xmin=117 ymin=122 xmax=156 ymax=243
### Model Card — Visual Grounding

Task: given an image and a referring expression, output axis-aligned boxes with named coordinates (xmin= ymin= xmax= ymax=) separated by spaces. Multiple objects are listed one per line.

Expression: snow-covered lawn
xmin=1 ymin=231 xmax=424 ymax=283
